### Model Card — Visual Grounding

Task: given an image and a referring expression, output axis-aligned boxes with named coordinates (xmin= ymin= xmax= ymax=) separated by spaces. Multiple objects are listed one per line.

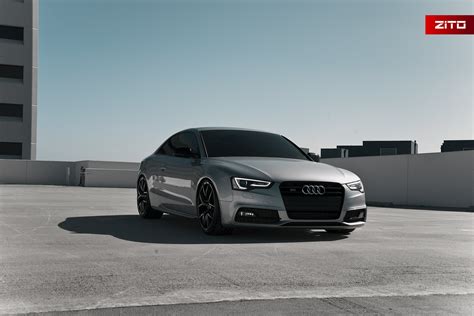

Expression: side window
xmin=156 ymin=139 xmax=174 ymax=156
xmin=170 ymin=132 xmax=200 ymax=157
xmin=155 ymin=132 xmax=200 ymax=157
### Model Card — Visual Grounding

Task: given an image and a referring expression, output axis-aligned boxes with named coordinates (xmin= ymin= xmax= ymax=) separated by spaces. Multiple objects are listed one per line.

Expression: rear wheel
xmin=197 ymin=180 xmax=232 ymax=235
xmin=325 ymin=228 xmax=355 ymax=235
xmin=137 ymin=176 xmax=163 ymax=219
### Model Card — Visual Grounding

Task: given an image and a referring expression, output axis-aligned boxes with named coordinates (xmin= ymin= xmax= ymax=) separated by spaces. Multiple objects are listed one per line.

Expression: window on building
xmin=0 ymin=103 xmax=23 ymax=120
xmin=380 ymin=148 xmax=397 ymax=156
xmin=0 ymin=142 xmax=22 ymax=157
xmin=0 ymin=25 xmax=24 ymax=42
xmin=0 ymin=64 xmax=23 ymax=80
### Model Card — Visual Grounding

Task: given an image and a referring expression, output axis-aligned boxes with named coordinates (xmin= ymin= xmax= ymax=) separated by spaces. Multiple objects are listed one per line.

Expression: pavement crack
xmin=321 ymin=297 xmax=382 ymax=315
xmin=189 ymin=246 xmax=218 ymax=263
xmin=210 ymin=271 xmax=242 ymax=288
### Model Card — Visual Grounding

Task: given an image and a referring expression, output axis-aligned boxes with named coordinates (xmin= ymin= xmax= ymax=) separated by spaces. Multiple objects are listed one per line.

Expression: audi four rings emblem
xmin=302 ymin=185 xmax=326 ymax=195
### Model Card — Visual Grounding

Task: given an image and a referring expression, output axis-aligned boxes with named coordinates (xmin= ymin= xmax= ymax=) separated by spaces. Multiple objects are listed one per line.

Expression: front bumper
xmin=219 ymin=184 xmax=366 ymax=229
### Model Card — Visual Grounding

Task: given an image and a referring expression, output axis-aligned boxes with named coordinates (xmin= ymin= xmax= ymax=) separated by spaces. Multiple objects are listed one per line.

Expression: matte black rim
xmin=137 ymin=177 xmax=149 ymax=215
xmin=198 ymin=181 xmax=215 ymax=230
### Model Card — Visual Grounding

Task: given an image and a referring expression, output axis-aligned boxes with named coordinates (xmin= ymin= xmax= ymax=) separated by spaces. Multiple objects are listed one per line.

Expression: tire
xmin=325 ymin=228 xmax=355 ymax=235
xmin=197 ymin=179 xmax=232 ymax=235
xmin=137 ymin=176 xmax=163 ymax=219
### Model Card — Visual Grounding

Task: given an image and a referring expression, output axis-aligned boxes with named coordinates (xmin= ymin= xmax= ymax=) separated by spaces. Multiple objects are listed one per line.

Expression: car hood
xmin=208 ymin=157 xmax=359 ymax=183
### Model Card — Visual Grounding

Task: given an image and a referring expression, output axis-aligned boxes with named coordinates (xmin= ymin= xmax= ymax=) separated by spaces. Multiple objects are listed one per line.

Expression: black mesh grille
xmin=280 ymin=182 xmax=344 ymax=220
xmin=235 ymin=208 xmax=280 ymax=224
xmin=344 ymin=208 xmax=366 ymax=222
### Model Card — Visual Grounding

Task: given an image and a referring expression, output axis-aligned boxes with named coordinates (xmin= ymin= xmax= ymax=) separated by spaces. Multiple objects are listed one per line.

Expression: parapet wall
xmin=1 ymin=150 xmax=472 ymax=210
xmin=321 ymin=151 xmax=473 ymax=209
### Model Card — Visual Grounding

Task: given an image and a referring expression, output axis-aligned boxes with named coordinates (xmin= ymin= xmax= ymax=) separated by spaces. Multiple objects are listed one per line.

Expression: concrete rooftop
xmin=0 ymin=185 xmax=472 ymax=314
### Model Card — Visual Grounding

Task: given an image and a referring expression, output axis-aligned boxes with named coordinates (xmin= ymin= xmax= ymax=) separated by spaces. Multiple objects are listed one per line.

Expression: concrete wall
xmin=322 ymin=151 xmax=474 ymax=209
xmin=0 ymin=159 xmax=75 ymax=185
xmin=1 ymin=152 xmax=472 ymax=209
xmin=74 ymin=160 xmax=139 ymax=186
xmin=83 ymin=168 xmax=138 ymax=188
xmin=0 ymin=159 xmax=139 ymax=187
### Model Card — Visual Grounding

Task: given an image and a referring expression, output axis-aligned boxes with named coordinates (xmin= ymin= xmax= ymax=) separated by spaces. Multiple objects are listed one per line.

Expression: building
xmin=0 ymin=0 xmax=38 ymax=159
xmin=441 ymin=140 xmax=474 ymax=152
xmin=300 ymin=147 xmax=310 ymax=154
xmin=321 ymin=140 xmax=418 ymax=158
xmin=320 ymin=148 xmax=349 ymax=159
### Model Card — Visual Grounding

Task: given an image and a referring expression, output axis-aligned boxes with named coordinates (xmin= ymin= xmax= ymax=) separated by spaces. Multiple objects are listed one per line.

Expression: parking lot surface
xmin=0 ymin=185 xmax=472 ymax=314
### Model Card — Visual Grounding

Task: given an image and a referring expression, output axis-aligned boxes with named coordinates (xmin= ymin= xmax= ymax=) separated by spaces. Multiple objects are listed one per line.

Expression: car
xmin=137 ymin=128 xmax=366 ymax=235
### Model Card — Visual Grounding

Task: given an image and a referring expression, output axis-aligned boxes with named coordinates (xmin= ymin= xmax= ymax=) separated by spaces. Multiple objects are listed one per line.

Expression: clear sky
xmin=38 ymin=0 xmax=473 ymax=161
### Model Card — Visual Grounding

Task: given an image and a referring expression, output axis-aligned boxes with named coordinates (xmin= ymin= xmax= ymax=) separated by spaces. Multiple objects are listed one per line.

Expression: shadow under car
xmin=58 ymin=214 xmax=348 ymax=244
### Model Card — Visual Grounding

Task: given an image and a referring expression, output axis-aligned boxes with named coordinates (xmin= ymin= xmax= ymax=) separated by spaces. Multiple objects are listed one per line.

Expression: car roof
xmin=183 ymin=127 xmax=276 ymax=134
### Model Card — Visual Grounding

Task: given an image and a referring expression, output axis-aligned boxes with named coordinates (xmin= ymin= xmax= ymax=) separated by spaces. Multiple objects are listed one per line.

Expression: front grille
xmin=280 ymin=182 xmax=344 ymax=220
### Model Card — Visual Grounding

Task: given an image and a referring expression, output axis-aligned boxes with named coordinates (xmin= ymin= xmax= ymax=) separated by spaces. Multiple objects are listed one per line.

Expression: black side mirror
xmin=308 ymin=153 xmax=320 ymax=162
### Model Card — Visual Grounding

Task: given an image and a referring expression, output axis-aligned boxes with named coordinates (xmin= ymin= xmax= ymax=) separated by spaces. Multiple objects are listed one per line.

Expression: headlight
xmin=346 ymin=180 xmax=364 ymax=193
xmin=231 ymin=177 xmax=272 ymax=191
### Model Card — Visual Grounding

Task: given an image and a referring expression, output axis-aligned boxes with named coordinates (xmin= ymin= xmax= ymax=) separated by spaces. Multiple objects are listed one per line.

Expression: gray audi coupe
xmin=137 ymin=128 xmax=366 ymax=235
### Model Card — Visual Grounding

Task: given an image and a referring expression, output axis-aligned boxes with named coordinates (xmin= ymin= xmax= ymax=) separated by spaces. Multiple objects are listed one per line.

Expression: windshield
xmin=200 ymin=130 xmax=309 ymax=160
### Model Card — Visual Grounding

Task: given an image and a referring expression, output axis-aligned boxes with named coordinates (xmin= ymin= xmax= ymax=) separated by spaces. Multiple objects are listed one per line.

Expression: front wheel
xmin=137 ymin=176 xmax=163 ymax=219
xmin=197 ymin=180 xmax=232 ymax=235
xmin=325 ymin=228 xmax=355 ymax=235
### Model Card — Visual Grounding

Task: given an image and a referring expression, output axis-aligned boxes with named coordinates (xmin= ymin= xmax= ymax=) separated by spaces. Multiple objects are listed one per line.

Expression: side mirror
xmin=308 ymin=153 xmax=320 ymax=162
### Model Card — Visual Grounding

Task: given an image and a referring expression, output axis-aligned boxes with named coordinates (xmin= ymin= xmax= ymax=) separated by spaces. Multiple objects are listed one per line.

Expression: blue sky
xmin=38 ymin=0 xmax=473 ymax=161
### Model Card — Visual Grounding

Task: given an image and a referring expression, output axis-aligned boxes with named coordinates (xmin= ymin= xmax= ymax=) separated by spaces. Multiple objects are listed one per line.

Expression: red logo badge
xmin=425 ymin=15 xmax=474 ymax=35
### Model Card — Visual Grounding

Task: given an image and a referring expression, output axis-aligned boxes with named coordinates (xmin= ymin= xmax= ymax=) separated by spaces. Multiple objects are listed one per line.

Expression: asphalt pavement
xmin=0 ymin=185 xmax=472 ymax=315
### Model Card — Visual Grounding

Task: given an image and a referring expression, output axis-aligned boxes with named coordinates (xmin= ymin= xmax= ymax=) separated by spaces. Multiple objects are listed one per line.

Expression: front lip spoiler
xmin=280 ymin=221 xmax=365 ymax=228
xmin=228 ymin=220 xmax=365 ymax=228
